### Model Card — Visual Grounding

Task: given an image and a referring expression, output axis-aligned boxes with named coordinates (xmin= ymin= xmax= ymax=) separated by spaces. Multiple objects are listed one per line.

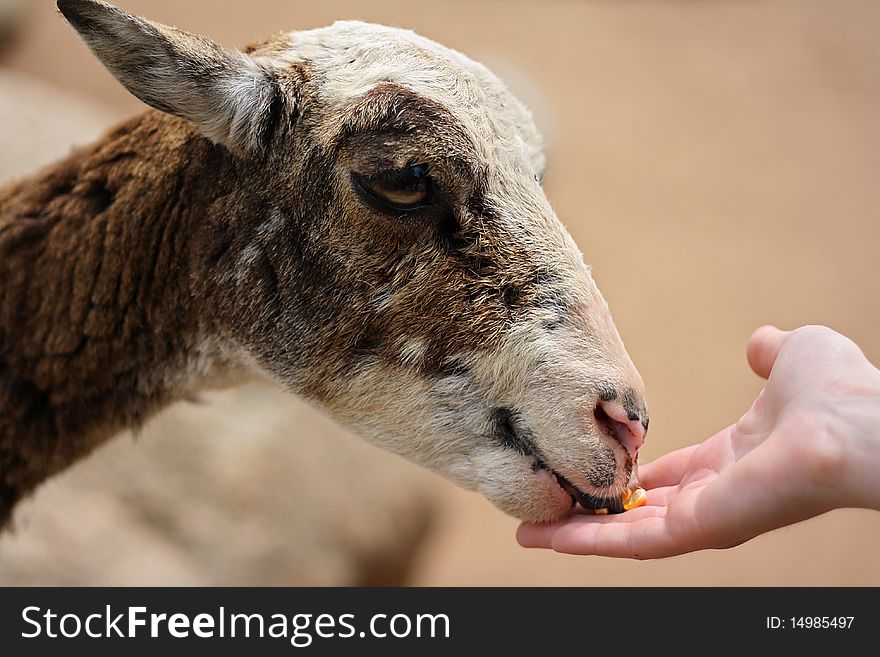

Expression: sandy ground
xmin=2 ymin=0 xmax=879 ymax=585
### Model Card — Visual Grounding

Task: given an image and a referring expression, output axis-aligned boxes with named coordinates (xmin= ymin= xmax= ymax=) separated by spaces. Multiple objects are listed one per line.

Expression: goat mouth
xmin=494 ymin=407 xmax=625 ymax=513
xmin=532 ymin=458 xmax=625 ymax=514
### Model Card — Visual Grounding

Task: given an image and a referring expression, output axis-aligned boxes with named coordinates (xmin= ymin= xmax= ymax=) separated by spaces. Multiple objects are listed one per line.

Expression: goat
xmin=0 ymin=0 xmax=648 ymax=528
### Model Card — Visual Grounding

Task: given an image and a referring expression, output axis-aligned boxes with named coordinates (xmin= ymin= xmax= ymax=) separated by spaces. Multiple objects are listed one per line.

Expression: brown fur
xmin=0 ymin=113 xmax=237 ymax=525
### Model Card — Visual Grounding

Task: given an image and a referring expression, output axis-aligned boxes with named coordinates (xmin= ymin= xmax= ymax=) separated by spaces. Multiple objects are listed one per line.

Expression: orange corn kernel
xmin=622 ymin=487 xmax=647 ymax=511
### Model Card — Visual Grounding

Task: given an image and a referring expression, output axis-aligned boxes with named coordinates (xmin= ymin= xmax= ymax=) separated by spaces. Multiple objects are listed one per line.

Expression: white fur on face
xmin=281 ymin=21 xmax=546 ymax=176
xmin=314 ymin=279 xmax=645 ymax=522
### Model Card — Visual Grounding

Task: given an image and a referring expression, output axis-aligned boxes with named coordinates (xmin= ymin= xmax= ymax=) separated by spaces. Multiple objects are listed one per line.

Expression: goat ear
xmin=57 ymin=0 xmax=278 ymax=155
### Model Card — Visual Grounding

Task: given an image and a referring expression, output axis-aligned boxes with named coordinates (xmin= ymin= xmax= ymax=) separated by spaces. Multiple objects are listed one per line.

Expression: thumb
xmin=746 ymin=325 xmax=792 ymax=379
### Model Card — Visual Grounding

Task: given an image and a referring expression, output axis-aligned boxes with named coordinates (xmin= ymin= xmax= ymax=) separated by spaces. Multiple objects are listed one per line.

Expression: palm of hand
xmin=517 ymin=326 xmax=852 ymax=558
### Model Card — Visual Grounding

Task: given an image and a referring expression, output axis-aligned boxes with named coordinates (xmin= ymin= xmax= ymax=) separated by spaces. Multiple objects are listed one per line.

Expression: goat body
xmin=0 ymin=113 xmax=248 ymax=525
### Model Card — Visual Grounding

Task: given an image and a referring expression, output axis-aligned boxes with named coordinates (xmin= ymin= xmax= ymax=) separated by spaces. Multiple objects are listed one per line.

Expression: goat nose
xmin=594 ymin=398 xmax=647 ymax=460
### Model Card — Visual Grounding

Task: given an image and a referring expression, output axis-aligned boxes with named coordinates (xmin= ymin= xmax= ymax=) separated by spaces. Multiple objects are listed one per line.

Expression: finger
xmin=746 ymin=325 xmax=792 ymax=379
xmin=516 ymin=521 xmax=558 ymax=548
xmin=637 ymin=483 xmax=679 ymax=507
xmin=570 ymin=504 xmax=668 ymax=522
xmin=516 ymin=504 xmax=666 ymax=549
xmin=551 ymin=515 xmax=678 ymax=559
xmin=638 ymin=444 xmax=700 ymax=489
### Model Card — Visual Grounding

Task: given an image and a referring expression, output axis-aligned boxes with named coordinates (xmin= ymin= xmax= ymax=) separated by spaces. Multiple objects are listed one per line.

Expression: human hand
xmin=517 ymin=325 xmax=880 ymax=559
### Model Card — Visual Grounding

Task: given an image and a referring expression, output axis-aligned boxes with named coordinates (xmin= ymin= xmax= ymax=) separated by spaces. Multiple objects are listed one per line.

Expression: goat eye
xmin=356 ymin=164 xmax=433 ymax=210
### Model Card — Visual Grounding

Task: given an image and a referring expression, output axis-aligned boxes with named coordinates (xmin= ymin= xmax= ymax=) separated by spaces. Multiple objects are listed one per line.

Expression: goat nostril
xmin=594 ymin=399 xmax=646 ymax=460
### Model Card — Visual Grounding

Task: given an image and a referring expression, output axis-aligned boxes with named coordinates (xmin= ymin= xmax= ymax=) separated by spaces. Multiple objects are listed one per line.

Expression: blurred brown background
xmin=1 ymin=0 xmax=878 ymax=585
